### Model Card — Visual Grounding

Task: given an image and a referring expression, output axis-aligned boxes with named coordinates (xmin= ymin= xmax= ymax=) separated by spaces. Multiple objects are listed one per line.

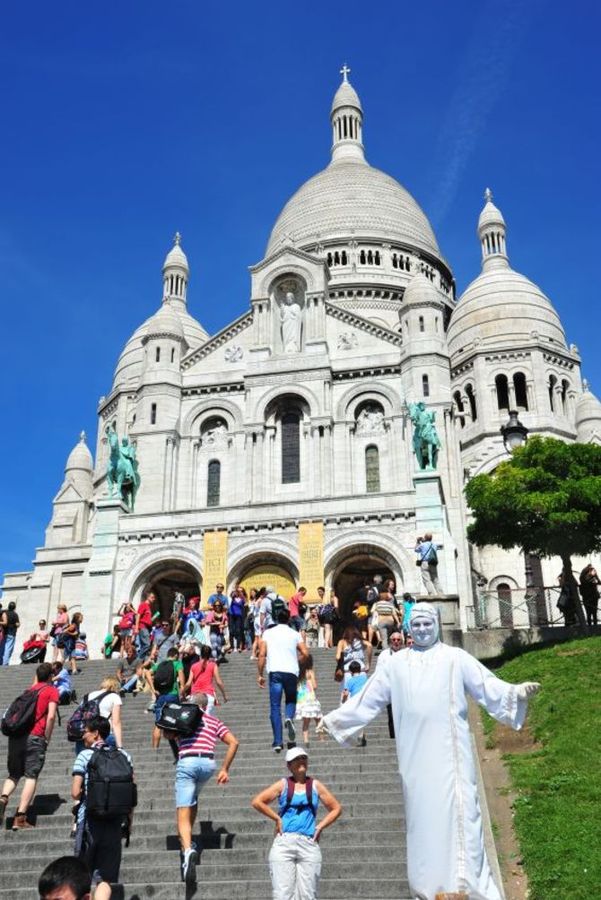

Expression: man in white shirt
xmin=257 ymin=609 xmax=308 ymax=752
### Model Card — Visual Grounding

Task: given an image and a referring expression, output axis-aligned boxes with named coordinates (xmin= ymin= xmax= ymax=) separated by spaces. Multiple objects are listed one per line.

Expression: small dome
xmin=478 ymin=188 xmax=505 ymax=232
xmin=144 ymin=302 xmax=185 ymax=341
xmin=575 ymin=382 xmax=601 ymax=428
xmin=163 ymin=232 xmax=189 ymax=272
xmin=66 ymin=432 xmax=93 ymax=472
xmin=448 ymin=266 xmax=567 ymax=358
xmin=402 ymin=265 xmax=442 ymax=307
xmin=331 ymin=79 xmax=362 ymax=114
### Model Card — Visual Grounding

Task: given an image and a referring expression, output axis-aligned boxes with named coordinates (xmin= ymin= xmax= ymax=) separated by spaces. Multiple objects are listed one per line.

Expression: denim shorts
xmin=175 ymin=755 xmax=215 ymax=808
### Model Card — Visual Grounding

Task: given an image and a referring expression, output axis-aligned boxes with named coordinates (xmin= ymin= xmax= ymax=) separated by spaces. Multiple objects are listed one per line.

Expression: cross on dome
xmin=174 ymin=231 xmax=182 ymax=246
xmin=79 ymin=430 xmax=86 ymax=443
xmin=484 ymin=187 xmax=493 ymax=203
xmin=340 ymin=64 xmax=351 ymax=82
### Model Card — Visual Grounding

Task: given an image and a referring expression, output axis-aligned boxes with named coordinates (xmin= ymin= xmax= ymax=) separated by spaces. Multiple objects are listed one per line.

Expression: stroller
xmin=20 ymin=640 xmax=46 ymax=664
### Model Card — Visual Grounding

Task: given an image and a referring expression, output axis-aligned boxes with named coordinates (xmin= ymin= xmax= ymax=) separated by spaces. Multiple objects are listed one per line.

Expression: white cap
xmin=285 ymin=746 xmax=309 ymax=763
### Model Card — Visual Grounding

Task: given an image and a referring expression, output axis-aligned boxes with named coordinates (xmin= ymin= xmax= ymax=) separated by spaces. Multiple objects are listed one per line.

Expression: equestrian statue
xmin=407 ymin=401 xmax=441 ymax=470
xmin=105 ymin=426 xmax=140 ymax=511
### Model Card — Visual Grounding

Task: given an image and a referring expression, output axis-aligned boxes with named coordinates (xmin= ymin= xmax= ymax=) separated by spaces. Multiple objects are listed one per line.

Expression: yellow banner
xmin=203 ymin=531 xmax=228 ymax=608
xmin=298 ymin=521 xmax=324 ymax=602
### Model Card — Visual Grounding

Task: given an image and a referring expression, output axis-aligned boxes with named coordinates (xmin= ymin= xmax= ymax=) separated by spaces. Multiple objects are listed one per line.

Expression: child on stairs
xmin=295 ymin=655 xmax=323 ymax=747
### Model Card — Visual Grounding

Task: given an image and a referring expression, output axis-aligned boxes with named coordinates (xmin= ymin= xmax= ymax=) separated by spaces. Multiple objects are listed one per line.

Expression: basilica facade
xmin=4 ymin=72 xmax=601 ymax=656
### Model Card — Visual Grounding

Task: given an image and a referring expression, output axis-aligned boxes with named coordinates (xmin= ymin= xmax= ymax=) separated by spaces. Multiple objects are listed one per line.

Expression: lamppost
xmin=500 ymin=410 xmax=529 ymax=453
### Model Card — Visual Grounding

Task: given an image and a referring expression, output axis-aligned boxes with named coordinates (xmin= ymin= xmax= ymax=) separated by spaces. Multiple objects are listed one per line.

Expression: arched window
xmin=548 ymin=374 xmax=557 ymax=411
xmin=207 ymin=460 xmax=221 ymax=507
xmin=561 ymin=379 xmax=569 ymax=415
xmin=155 ymin=347 xmax=161 ymax=363
xmin=422 ymin=374 xmax=430 ymax=398
xmin=392 ymin=253 xmax=398 ymax=269
xmin=465 ymin=384 xmax=477 ymax=421
xmin=367 ymin=250 xmax=374 ymax=265
xmin=171 ymin=347 xmax=175 ymax=363
xmin=365 ymin=445 xmax=380 ymax=493
xmin=281 ymin=412 xmax=300 ymax=484
xmin=418 ymin=316 xmax=425 ymax=332
xmin=334 ymin=251 xmax=340 ymax=265
xmin=150 ymin=403 xmax=157 ymax=424
xmin=495 ymin=374 xmax=509 ymax=411
xmin=496 ymin=582 xmax=514 ymax=627
xmin=341 ymin=251 xmax=347 ymax=265
xmin=374 ymin=251 xmax=381 ymax=265
xmin=360 ymin=250 xmax=366 ymax=265
xmin=513 ymin=372 xmax=528 ymax=410
xmin=327 ymin=252 xmax=333 ymax=266
xmin=453 ymin=391 xmax=465 ymax=429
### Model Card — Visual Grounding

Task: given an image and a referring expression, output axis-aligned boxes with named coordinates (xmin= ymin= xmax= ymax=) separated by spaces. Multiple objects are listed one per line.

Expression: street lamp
xmin=500 ymin=410 xmax=529 ymax=453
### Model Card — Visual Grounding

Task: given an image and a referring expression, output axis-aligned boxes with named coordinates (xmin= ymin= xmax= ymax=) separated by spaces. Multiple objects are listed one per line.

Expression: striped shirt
xmin=178 ymin=712 xmax=229 ymax=758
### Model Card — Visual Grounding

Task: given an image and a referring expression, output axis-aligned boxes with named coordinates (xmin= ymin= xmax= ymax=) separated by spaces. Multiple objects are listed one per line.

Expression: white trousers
xmin=269 ymin=833 xmax=322 ymax=900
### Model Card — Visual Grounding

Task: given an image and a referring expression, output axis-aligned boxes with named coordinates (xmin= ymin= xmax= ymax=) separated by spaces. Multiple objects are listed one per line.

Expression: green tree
xmin=465 ymin=437 xmax=601 ymax=625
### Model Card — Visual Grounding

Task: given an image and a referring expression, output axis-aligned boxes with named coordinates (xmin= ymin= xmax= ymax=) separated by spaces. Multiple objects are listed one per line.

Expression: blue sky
xmin=1 ymin=0 xmax=599 ymax=574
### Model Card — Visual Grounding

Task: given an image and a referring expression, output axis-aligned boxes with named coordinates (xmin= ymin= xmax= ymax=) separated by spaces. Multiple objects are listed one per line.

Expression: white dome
xmin=266 ymin=160 xmax=442 ymax=259
xmin=163 ymin=238 xmax=189 ymax=273
xmin=402 ymin=267 xmax=442 ymax=306
xmin=576 ymin=382 xmax=601 ymax=428
xmin=143 ymin=302 xmax=185 ymax=341
xmin=113 ymin=305 xmax=209 ymax=389
xmin=447 ymin=266 xmax=567 ymax=358
xmin=478 ymin=198 xmax=505 ymax=231
xmin=331 ymin=80 xmax=362 ymax=113
xmin=65 ymin=432 xmax=93 ymax=472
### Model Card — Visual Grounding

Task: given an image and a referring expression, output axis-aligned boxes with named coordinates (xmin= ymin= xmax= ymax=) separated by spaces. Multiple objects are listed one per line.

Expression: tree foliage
xmin=465 ymin=437 xmax=601 ymax=562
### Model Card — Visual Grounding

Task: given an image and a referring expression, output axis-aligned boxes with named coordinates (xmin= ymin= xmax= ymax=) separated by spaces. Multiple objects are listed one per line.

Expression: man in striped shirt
xmin=166 ymin=692 xmax=239 ymax=886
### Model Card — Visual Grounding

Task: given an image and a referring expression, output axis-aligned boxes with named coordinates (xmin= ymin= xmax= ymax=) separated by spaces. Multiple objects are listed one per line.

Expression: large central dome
xmin=266 ymin=159 xmax=441 ymax=257
xmin=265 ymin=72 xmax=443 ymax=265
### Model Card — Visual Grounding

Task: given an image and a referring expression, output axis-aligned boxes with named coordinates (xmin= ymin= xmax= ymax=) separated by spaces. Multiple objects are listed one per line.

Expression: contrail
xmin=429 ymin=0 xmax=545 ymax=226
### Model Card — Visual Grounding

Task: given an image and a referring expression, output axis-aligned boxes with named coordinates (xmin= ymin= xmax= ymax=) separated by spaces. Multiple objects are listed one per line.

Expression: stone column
xmin=79 ymin=498 xmax=128 ymax=660
xmin=191 ymin=440 xmax=200 ymax=506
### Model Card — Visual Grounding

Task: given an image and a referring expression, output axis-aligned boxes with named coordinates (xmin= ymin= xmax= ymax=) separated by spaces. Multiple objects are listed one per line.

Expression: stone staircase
xmin=0 ymin=651 xmax=411 ymax=899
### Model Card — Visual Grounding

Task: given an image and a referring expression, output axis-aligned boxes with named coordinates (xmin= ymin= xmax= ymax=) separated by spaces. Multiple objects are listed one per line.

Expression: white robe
xmin=323 ymin=642 xmax=529 ymax=900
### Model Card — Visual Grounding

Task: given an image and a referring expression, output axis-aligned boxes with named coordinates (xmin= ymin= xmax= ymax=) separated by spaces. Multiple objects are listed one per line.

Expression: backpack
xmin=1 ymin=688 xmax=43 ymax=737
xmin=66 ymin=691 xmax=110 ymax=743
xmin=280 ymin=776 xmax=315 ymax=816
xmin=86 ymin=747 xmax=137 ymax=819
xmin=424 ymin=544 xmax=438 ymax=565
xmin=153 ymin=660 xmax=176 ymax=696
xmin=270 ymin=595 xmax=287 ymax=621
xmin=318 ymin=603 xmax=336 ymax=625
xmin=156 ymin=701 xmax=203 ymax=736
xmin=298 ymin=601 xmax=308 ymax=618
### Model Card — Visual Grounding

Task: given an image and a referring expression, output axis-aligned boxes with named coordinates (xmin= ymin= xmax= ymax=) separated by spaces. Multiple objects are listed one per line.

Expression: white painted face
xmin=409 ymin=615 xmax=439 ymax=649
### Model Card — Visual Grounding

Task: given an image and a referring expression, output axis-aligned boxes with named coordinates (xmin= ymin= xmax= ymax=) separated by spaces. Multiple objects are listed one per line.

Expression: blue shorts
xmin=175 ymin=756 xmax=215 ymax=808
xmin=154 ymin=692 xmax=178 ymax=725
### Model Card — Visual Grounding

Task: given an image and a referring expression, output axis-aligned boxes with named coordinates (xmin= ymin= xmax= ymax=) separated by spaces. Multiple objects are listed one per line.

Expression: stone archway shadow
xmin=129 ymin=558 xmax=202 ymax=622
xmin=325 ymin=540 xmax=404 ymax=623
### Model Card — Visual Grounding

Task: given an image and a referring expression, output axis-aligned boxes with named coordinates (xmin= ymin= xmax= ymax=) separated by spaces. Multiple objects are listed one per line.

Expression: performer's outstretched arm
xmin=321 ymin=667 xmax=391 ymax=747
xmin=459 ymin=648 xmax=540 ymax=730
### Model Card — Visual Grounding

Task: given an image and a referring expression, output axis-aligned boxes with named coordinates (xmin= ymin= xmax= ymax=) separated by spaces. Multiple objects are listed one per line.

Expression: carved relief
xmin=355 ymin=403 xmax=386 ymax=435
xmin=337 ymin=332 xmax=358 ymax=351
xmin=224 ymin=344 xmax=244 ymax=363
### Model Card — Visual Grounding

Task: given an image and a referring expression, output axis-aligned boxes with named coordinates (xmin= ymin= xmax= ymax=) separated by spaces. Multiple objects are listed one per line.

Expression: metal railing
xmin=465 ymin=586 xmax=565 ymax=630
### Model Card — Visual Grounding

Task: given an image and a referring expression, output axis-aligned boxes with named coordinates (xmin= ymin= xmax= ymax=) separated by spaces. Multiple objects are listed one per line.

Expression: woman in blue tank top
xmin=251 ymin=746 xmax=342 ymax=900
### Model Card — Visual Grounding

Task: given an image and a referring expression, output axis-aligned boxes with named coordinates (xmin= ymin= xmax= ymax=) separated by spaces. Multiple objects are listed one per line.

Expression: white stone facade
xmin=3 ymin=73 xmax=601 ymax=658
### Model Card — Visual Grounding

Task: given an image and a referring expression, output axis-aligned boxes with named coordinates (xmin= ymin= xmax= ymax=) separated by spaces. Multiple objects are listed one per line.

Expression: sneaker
xmin=146 ymin=701 xmax=156 ymax=712
xmin=285 ymin=718 xmax=296 ymax=746
xmin=12 ymin=813 xmax=34 ymax=831
xmin=273 ymin=744 xmax=283 ymax=753
xmin=182 ymin=847 xmax=198 ymax=885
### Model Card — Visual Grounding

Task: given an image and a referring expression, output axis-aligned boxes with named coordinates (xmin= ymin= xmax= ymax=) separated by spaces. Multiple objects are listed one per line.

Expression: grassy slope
xmin=484 ymin=637 xmax=601 ymax=899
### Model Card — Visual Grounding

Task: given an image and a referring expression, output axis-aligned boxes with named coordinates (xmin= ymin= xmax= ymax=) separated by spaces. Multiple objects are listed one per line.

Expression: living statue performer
xmin=105 ymin=426 xmax=140 ymax=511
xmin=408 ymin=401 xmax=441 ymax=470
xmin=319 ymin=602 xmax=541 ymax=900
xmin=280 ymin=290 xmax=302 ymax=353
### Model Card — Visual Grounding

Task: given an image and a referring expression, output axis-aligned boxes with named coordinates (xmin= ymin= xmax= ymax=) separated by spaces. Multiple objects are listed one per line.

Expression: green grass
xmin=482 ymin=637 xmax=601 ymax=899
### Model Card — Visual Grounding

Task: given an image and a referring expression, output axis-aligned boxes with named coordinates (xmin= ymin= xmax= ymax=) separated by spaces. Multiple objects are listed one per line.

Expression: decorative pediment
xmin=181 ymin=311 xmax=253 ymax=371
xmin=325 ymin=302 xmax=402 ymax=347
xmin=53 ymin=482 xmax=86 ymax=505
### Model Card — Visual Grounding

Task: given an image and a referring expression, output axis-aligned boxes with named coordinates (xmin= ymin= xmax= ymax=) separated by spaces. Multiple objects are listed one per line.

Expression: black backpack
xmin=270 ymin=596 xmax=287 ymax=621
xmin=86 ymin=747 xmax=137 ymax=819
xmin=156 ymin=701 xmax=203 ymax=736
xmin=153 ymin=660 xmax=176 ymax=695
xmin=1 ymin=688 xmax=42 ymax=737
xmin=66 ymin=691 xmax=110 ymax=742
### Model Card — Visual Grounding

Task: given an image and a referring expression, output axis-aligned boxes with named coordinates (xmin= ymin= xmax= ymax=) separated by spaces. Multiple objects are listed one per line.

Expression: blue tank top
xmin=278 ymin=779 xmax=319 ymax=837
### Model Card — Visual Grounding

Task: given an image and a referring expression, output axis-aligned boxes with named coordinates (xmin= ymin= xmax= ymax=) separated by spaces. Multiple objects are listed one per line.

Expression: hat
xmin=285 ymin=746 xmax=308 ymax=764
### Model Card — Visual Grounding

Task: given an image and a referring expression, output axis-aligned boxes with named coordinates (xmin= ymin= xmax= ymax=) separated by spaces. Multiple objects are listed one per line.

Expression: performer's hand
xmin=516 ymin=681 xmax=541 ymax=699
xmin=315 ymin=716 xmax=329 ymax=737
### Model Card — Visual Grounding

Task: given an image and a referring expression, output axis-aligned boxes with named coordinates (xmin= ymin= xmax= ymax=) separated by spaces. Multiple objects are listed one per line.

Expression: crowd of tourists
xmin=0 ymin=564 xmax=553 ymax=900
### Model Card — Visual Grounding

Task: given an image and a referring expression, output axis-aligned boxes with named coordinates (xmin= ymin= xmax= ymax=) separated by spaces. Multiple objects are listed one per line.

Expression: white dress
xmin=323 ymin=642 xmax=530 ymax=900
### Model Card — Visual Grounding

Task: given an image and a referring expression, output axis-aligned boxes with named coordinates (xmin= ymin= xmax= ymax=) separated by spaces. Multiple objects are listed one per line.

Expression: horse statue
xmin=105 ymin=426 xmax=141 ymax=511
xmin=407 ymin=401 xmax=441 ymax=470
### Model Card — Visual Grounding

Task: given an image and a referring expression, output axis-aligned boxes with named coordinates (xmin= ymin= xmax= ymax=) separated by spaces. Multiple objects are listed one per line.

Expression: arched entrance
xmin=329 ymin=544 xmax=402 ymax=623
xmin=230 ymin=551 xmax=298 ymax=600
xmin=136 ymin=561 xmax=201 ymax=622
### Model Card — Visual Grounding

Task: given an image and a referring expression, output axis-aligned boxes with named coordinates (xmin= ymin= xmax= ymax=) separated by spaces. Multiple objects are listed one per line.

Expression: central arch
xmin=131 ymin=560 xmax=201 ymax=622
xmin=326 ymin=541 xmax=403 ymax=622
xmin=229 ymin=551 xmax=298 ymax=600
